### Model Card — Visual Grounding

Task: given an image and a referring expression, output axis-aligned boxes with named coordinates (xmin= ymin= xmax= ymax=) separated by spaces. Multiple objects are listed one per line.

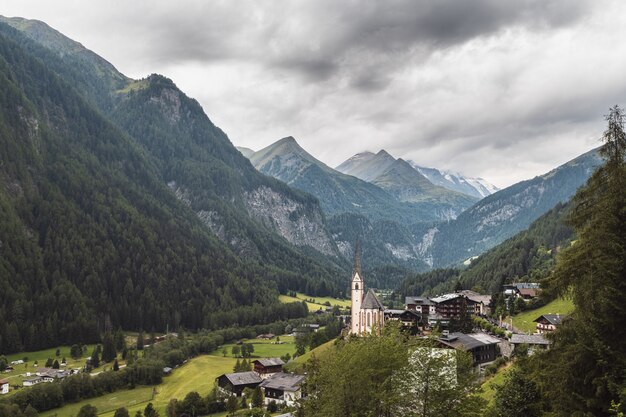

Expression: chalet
xmin=260 ymin=372 xmax=306 ymax=406
xmin=253 ymin=358 xmax=285 ymax=379
xmin=405 ymin=297 xmax=436 ymax=315
xmin=384 ymin=309 xmax=423 ymax=329
xmin=438 ymin=332 xmax=499 ymax=366
xmin=456 ymin=290 xmax=492 ymax=316
xmin=256 ymin=333 xmax=275 ymax=340
xmin=534 ymin=314 xmax=562 ymax=333
xmin=216 ymin=371 xmax=262 ymax=396
xmin=503 ymin=283 xmax=540 ymax=299
xmin=23 ymin=377 xmax=43 ymax=387
xmin=431 ymin=293 xmax=477 ymax=320
xmin=510 ymin=334 xmax=551 ymax=354
xmin=0 ymin=379 xmax=9 ymax=395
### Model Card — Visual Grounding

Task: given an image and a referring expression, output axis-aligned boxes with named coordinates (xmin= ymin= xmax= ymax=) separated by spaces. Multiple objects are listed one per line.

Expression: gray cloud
xmin=2 ymin=0 xmax=622 ymax=187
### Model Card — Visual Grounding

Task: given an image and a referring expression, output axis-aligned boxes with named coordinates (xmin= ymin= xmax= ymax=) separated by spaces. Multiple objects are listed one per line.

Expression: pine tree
xmin=251 ymin=386 xmax=263 ymax=408
xmin=113 ymin=359 xmax=119 ymax=371
xmin=102 ymin=332 xmax=117 ymax=363
xmin=137 ymin=332 xmax=145 ymax=350
xmin=536 ymin=105 xmax=626 ymax=415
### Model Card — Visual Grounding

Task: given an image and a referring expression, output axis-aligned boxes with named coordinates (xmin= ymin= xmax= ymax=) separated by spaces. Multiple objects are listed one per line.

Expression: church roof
xmin=361 ymin=289 xmax=384 ymax=310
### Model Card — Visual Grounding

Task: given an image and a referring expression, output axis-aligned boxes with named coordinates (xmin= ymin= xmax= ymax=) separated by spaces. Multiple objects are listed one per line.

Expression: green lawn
xmin=480 ymin=364 xmax=513 ymax=406
xmin=40 ymin=386 xmax=155 ymax=417
xmin=279 ymin=292 xmax=350 ymax=312
xmin=211 ymin=335 xmax=296 ymax=359
xmin=511 ymin=298 xmax=574 ymax=333
xmin=285 ymin=338 xmax=337 ymax=373
xmin=3 ymin=345 xmax=101 ymax=392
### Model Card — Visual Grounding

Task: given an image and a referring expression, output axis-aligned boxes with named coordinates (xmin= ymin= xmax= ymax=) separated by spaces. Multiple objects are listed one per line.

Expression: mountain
xmin=417 ymin=148 xmax=603 ymax=267
xmin=236 ymin=146 xmax=255 ymax=158
xmin=0 ymin=16 xmax=341 ymax=261
xmin=335 ymin=150 xmax=396 ymax=182
xmin=0 ymin=17 xmax=356 ymax=353
xmin=336 ymin=149 xmax=478 ymax=218
xmin=409 ymin=163 xmax=499 ymax=199
xmin=397 ymin=201 xmax=574 ymax=297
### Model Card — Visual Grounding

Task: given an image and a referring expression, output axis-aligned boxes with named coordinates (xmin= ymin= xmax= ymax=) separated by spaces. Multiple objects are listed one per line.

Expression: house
xmin=260 ymin=372 xmax=306 ymax=406
xmin=256 ymin=333 xmax=275 ymax=340
xmin=456 ymin=290 xmax=492 ymax=316
xmin=163 ymin=367 xmax=173 ymax=375
xmin=405 ymin=297 xmax=436 ymax=315
xmin=534 ymin=314 xmax=562 ymax=333
xmin=438 ymin=332 xmax=499 ymax=366
xmin=23 ymin=377 xmax=43 ymax=387
xmin=0 ymin=379 xmax=9 ymax=395
xmin=384 ymin=309 xmax=423 ymax=329
xmin=36 ymin=368 xmax=68 ymax=381
xmin=431 ymin=293 xmax=477 ymax=320
xmin=253 ymin=358 xmax=285 ymax=379
xmin=510 ymin=334 xmax=551 ymax=354
xmin=503 ymin=283 xmax=540 ymax=299
xmin=216 ymin=371 xmax=262 ymax=396
xmin=351 ymin=241 xmax=386 ymax=335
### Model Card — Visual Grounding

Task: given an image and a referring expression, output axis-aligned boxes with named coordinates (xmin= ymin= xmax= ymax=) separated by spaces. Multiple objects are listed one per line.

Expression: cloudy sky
xmin=4 ymin=0 xmax=626 ymax=187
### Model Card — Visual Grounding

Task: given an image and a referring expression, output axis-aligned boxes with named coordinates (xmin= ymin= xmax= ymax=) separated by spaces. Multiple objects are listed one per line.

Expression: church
xmin=350 ymin=242 xmax=386 ymax=335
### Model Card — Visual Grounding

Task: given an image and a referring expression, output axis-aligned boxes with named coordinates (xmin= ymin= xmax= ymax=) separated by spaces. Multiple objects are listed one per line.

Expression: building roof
xmin=254 ymin=358 xmax=285 ymax=367
xmin=510 ymin=334 xmax=551 ymax=345
xmin=0 ymin=379 xmax=8 ymax=384
xmin=504 ymin=282 xmax=540 ymax=290
xmin=534 ymin=314 xmax=563 ymax=326
xmin=221 ymin=371 xmax=262 ymax=386
xmin=439 ymin=332 xmax=499 ymax=351
xmin=405 ymin=296 xmax=434 ymax=306
xmin=431 ymin=293 xmax=476 ymax=304
xmin=457 ymin=290 xmax=491 ymax=305
xmin=260 ymin=373 xmax=305 ymax=392
xmin=362 ymin=289 xmax=385 ymax=310
xmin=518 ymin=288 xmax=539 ymax=297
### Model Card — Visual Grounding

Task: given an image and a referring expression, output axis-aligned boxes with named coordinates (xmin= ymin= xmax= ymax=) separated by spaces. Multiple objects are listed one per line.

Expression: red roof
xmin=0 ymin=379 xmax=9 ymax=384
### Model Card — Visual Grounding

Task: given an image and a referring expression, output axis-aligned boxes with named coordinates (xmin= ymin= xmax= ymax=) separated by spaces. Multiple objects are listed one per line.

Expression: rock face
xmin=244 ymin=187 xmax=337 ymax=256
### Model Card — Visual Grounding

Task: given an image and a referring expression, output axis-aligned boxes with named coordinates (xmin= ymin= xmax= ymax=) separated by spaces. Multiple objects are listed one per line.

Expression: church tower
xmin=350 ymin=240 xmax=364 ymax=334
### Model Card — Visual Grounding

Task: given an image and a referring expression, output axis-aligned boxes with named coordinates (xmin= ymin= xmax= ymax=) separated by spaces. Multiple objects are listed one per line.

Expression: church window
xmin=355 ymin=283 xmax=359 ymax=290
xmin=367 ymin=312 xmax=371 ymax=326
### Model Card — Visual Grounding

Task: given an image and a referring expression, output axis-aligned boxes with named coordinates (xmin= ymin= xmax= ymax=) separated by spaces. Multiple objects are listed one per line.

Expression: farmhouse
xmin=405 ymin=297 xmax=436 ymax=315
xmin=438 ymin=331 xmax=499 ymax=366
xmin=260 ymin=372 xmax=306 ymax=406
xmin=216 ymin=371 xmax=262 ymax=396
xmin=253 ymin=358 xmax=285 ymax=379
xmin=384 ymin=309 xmax=423 ymax=329
xmin=510 ymin=334 xmax=551 ymax=354
xmin=503 ymin=283 xmax=540 ymax=299
xmin=23 ymin=377 xmax=43 ymax=387
xmin=534 ymin=314 xmax=562 ymax=333
xmin=350 ymin=242 xmax=386 ymax=335
xmin=0 ymin=379 xmax=8 ymax=395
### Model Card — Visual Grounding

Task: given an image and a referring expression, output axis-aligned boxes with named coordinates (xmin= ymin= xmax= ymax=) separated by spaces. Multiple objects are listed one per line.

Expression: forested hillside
xmin=397 ymin=202 xmax=574 ymax=297
xmin=0 ymin=23 xmax=332 ymax=354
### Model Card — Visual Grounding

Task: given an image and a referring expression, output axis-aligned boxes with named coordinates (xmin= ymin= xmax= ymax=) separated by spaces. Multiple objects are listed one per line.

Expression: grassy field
xmin=480 ymin=364 xmax=513 ymax=406
xmin=279 ymin=292 xmax=350 ymax=312
xmin=34 ymin=333 xmax=302 ymax=416
xmin=3 ymin=344 xmax=100 ymax=391
xmin=511 ymin=298 xmax=574 ymax=333
xmin=285 ymin=338 xmax=337 ymax=373
xmin=40 ymin=386 xmax=155 ymax=417
xmin=210 ymin=335 xmax=296 ymax=358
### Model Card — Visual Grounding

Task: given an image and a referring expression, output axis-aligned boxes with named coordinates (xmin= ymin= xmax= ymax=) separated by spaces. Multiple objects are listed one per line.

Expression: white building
xmin=0 ymin=379 xmax=9 ymax=395
xmin=350 ymin=241 xmax=385 ymax=335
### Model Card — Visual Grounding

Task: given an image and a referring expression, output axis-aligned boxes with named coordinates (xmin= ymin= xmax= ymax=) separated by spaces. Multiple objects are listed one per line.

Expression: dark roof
xmin=260 ymin=373 xmax=305 ymax=391
xmin=510 ymin=334 xmax=551 ymax=345
xmin=254 ymin=358 xmax=285 ymax=367
xmin=405 ymin=296 xmax=434 ymax=306
xmin=362 ymin=289 xmax=384 ymax=310
xmin=439 ymin=332 xmax=499 ymax=351
xmin=534 ymin=314 xmax=562 ymax=325
xmin=221 ymin=371 xmax=262 ymax=386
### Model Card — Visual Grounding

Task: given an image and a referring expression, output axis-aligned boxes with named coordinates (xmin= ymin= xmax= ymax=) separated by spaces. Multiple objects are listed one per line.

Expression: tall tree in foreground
xmin=534 ymin=105 xmax=626 ymax=416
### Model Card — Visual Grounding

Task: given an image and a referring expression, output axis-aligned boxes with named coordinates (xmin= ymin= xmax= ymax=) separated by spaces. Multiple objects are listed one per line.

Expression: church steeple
xmin=353 ymin=239 xmax=362 ymax=275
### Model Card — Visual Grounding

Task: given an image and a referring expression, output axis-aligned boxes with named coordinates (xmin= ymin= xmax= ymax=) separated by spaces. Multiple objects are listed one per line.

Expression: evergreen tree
xmin=77 ymin=404 xmax=98 ymax=417
xmin=102 ymin=332 xmax=117 ymax=363
xmin=114 ymin=328 xmax=126 ymax=352
xmin=226 ymin=396 xmax=238 ymax=415
xmin=535 ymin=105 xmax=626 ymax=415
xmin=113 ymin=359 xmax=119 ymax=371
xmin=251 ymin=386 xmax=263 ymax=408
xmin=114 ymin=408 xmax=130 ymax=417
xmin=144 ymin=402 xmax=158 ymax=417
xmin=52 ymin=359 xmax=60 ymax=369
xmin=137 ymin=332 xmax=145 ymax=351
xmin=489 ymin=367 xmax=540 ymax=417
xmin=233 ymin=359 xmax=241 ymax=372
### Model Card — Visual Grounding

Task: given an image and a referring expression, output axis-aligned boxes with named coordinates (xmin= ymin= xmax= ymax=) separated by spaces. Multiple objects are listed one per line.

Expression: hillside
xmin=418 ymin=149 xmax=602 ymax=267
xmin=0 ymin=19 xmax=348 ymax=354
xmin=397 ymin=201 xmax=574 ymax=297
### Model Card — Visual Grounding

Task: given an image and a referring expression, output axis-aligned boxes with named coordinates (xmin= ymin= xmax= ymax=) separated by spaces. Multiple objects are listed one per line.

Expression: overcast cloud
xmin=3 ymin=0 xmax=626 ymax=187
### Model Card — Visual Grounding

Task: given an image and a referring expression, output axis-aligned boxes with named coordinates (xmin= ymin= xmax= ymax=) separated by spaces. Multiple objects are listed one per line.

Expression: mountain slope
xmin=0 ymin=28 xmax=318 ymax=354
xmin=410 ymin=163 xmax=499 ymax=198
xmin=0 ymin=16 xmax=342 ymax=264
xmin=419 ymin=148 xmax=603 ymax=267
xmin=336 ymin=150 xmax=478 ymax=218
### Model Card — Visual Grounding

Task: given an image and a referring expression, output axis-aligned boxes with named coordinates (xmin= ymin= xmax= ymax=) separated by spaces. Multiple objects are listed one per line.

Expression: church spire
xmin=353 ymin=239 xmax=362 ymax=275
